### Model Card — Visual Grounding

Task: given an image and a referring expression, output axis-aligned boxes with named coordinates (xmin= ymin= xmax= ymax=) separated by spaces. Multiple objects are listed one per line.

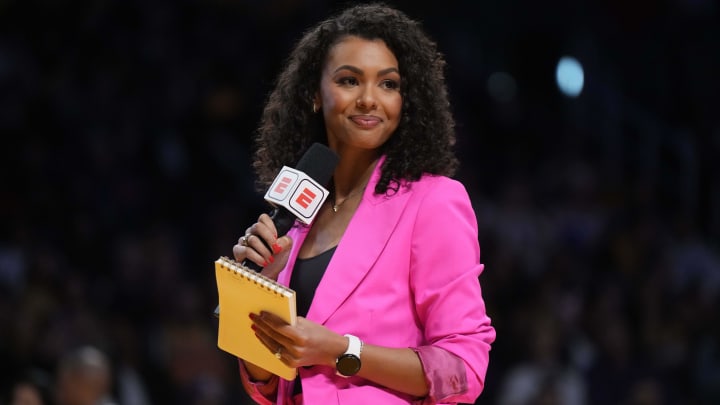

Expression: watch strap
xmin=344 ymin=334 xmax=362 ymax=357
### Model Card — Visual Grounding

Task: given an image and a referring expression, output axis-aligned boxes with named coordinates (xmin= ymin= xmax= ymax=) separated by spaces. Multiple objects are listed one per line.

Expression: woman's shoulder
xmin=408 ymin=173 xmax=468 ymax=196
xmin=392 ymin=174 xmax=472 ymax=210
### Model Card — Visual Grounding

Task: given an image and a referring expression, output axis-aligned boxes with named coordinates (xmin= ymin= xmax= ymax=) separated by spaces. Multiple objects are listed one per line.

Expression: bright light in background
xmin=555 ymin=56 xmax=584 ymax=97
xmin=487 ymin=71 xmax=517 ymax=103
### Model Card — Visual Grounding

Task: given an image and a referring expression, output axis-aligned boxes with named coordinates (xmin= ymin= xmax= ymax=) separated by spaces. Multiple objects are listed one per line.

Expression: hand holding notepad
xmin=214 ymin=256 xmax=298 ymax=380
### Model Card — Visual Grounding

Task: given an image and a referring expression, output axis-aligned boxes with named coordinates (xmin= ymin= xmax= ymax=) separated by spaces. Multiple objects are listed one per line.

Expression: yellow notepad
xmin=215 ymin=256 xmax=297 ymax=380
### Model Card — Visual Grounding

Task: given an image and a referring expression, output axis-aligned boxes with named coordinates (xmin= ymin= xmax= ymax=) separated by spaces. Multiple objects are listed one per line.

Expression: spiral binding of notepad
xmin=217 ymin=256 xmax=294 ymax=297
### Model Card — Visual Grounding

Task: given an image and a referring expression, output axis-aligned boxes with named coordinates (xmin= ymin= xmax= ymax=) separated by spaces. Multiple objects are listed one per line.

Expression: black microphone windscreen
xmin=294 ymin=143 xmax=339 ymax=189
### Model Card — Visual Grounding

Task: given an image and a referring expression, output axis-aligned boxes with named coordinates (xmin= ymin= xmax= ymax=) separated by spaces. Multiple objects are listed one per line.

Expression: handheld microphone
xmin=255 ymin=142 xmax=339 ymax=258
xmin=213 ymin=143 xmax=339 ymax=317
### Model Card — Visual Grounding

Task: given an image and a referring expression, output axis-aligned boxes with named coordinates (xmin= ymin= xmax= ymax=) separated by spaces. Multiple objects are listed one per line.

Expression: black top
xmin=289 ymin=245 xmax=337 ymax=396
xmin=289 ymin=246 xmax=337 ymax=317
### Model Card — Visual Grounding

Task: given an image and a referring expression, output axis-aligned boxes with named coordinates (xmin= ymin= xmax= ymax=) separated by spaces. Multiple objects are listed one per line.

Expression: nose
xmin=356 ymin=86 xmax=377 ymax=110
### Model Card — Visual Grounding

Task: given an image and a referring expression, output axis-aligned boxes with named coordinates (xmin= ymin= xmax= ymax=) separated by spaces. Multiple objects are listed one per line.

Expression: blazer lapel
xmin=307 ymin=159 xmax=413 ymax=325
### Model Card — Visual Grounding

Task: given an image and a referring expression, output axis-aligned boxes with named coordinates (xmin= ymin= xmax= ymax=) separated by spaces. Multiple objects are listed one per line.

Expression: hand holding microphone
xmin=233 ymin=212 xmax=293 ymax=281
xmin=236 ymin=142 xmax=338 ymax=271
xmin=214 ymin=143 xmax=338 ymax=317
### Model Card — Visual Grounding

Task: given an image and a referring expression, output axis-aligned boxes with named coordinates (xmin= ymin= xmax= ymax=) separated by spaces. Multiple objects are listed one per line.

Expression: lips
xmin=350 ymin=115 xmax=382 ymax=129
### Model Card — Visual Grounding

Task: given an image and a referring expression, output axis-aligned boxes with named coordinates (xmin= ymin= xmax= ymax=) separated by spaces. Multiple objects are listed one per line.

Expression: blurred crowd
xmin=1 ymin=1 xmax=718 ymax=404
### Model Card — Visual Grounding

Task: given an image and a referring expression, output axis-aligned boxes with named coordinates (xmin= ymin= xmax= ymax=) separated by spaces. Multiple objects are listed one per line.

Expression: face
xmin=317 ymin=36 xmax=402 ymax=153
xmin=56 ymin=369 xmax=107 ymax=405
xmin=11 ymin=384 xmax=44 ymax=405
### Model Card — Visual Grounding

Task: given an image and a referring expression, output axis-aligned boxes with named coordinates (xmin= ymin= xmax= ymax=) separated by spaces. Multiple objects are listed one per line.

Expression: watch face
xmin=336 ymin=353 xmax=361 ymax=376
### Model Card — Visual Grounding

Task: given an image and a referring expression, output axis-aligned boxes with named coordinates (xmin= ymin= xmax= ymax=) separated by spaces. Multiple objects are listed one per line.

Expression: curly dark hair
xmin=252 ymin=3 xmax=458 ymax=195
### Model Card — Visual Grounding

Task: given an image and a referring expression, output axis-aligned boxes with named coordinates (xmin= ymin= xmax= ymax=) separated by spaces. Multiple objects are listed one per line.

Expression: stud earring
xmin=312 ymin=102 xmax=319 ymax=113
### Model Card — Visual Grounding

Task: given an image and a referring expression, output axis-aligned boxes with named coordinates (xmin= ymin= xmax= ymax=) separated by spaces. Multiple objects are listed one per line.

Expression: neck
xmin=328 ymin=153 xmax=378 ymax=213
xmin=332 ymin=155 xmax=378 ymax=197
xmin=330 ymin=145 xmax=379 ymax=190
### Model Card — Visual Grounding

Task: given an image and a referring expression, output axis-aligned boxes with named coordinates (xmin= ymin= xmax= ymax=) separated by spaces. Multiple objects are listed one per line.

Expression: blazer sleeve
xmin=238 ymin=359 xmax=279 ymax=405
xmin=409 ymin=177 xmax=495 ymax=403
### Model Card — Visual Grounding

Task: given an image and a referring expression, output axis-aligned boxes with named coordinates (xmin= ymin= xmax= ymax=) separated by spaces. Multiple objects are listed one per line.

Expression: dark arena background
xmin=1 ymin=1 xmax=719 ymax=404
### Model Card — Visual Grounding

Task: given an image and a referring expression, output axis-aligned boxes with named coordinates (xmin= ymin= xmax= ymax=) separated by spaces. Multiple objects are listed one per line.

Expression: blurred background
xmin=1 ymin=0 xmax=719 ymax=404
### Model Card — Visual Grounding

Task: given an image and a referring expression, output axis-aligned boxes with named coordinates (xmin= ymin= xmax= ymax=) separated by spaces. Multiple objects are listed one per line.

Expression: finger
xmin=258 ymin=311 xmax=300 ymax=348
xmin=252 ymin=314 xmax=297 ymax=361
xmin=246 ymin=225 xmax=277 ymax=261
xmin=244 ymin=233 xmax=270 ymax=258
xmin=235 ymin=220 xmax=276 ymax=267
xmin=256 ymin=234 xmax=289 ymax=272
xmin=252 ymin=312 xmax=296 ymax=346
xmin=232 ymin=238 xmax=270 ymax=269
xmin=274 ymin=235 xmax=292 ymax=254
xmin=258 ymin=213 xmax=279 ymax=238
xmin=253 ymin=326 xmax=286 ymax=360
xmin=242 ymin=244 xmax=272 ymax=268
xmin=232 ymin=226 xmax=254 ymax=260
xmin=234 ymin=228 xmax=252 ymax=248
xmin=258 ymin=214 xmax=289 ymax=255
xmin=232 ymin=243 xmax=246 ymax=262
xmin=259 ymin=310 xmax=291 ymax=327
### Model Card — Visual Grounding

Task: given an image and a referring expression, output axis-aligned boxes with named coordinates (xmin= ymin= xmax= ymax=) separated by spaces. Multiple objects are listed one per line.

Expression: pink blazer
xmin=245 ymin=158 xmax=495 ymax=404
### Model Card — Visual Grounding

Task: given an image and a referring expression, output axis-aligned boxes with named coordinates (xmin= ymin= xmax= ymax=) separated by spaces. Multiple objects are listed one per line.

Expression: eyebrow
xmin=333 ymin=65 xmax=400 ymax=76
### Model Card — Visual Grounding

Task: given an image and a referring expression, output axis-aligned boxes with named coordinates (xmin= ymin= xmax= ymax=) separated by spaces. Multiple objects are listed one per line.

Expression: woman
xmin=232 ymin=3 xmax=495 ymax=404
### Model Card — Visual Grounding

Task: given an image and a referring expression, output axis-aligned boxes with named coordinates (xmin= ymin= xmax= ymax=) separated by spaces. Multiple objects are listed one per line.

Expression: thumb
xmin=260 ymin=235 xmax=293 ymax=281
xmin=275 ymin=235 xmax=293 ymax=252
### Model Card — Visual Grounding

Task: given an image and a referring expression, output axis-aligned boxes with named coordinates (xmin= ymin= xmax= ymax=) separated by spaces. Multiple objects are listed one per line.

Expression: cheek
xmin=324 ymin=96 xmax=341 ymax=112
xmin=321 ymin=86 xmax=351 ymax=112
xmin=386 ymin=95 xmax=403 ymax=120
xmin=328 ymin=91 xmax=357 ymax=112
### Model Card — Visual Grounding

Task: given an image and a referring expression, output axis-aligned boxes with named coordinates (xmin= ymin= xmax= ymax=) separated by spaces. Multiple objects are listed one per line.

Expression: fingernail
xmin=262 ymin=260 xmax=269 ymax=267
xmin=272 ymin=243 xmax=282 ymax=254
xmin=251 ymin=324 xmax=257 ymax=331
xmin=268 ymin=256 xmax=275 ymax=264
xmin=249 ymin=313 xmax=255 ymax=320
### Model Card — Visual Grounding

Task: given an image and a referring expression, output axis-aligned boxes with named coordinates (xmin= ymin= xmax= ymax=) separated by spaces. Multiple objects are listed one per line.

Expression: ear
xmin=312 ymin=93 xmax=322 ymax=114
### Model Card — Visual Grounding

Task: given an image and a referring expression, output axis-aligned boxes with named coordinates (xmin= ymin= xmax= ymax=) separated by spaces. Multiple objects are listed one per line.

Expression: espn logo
xmin=265 ymin=167 xmax=329 ymax=224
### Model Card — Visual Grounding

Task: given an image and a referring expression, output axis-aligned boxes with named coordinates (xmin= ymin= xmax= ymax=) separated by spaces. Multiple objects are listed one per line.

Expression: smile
xmin=350 ymin=115 xmax=382 ymax=129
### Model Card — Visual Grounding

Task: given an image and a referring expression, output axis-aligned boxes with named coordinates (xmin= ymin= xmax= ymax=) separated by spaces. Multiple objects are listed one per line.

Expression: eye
xmin=381 ymin=79 xmax=400 ymax=90
xmin=337 ymin=77 xmax=359 ymax=86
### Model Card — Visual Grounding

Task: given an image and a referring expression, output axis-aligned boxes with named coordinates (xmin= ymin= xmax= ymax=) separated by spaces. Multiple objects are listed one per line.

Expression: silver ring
xmin=274 ymin=347 xmax=282 ymax=359
xmin=241 ymin=234 xmax=254 ymax=247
